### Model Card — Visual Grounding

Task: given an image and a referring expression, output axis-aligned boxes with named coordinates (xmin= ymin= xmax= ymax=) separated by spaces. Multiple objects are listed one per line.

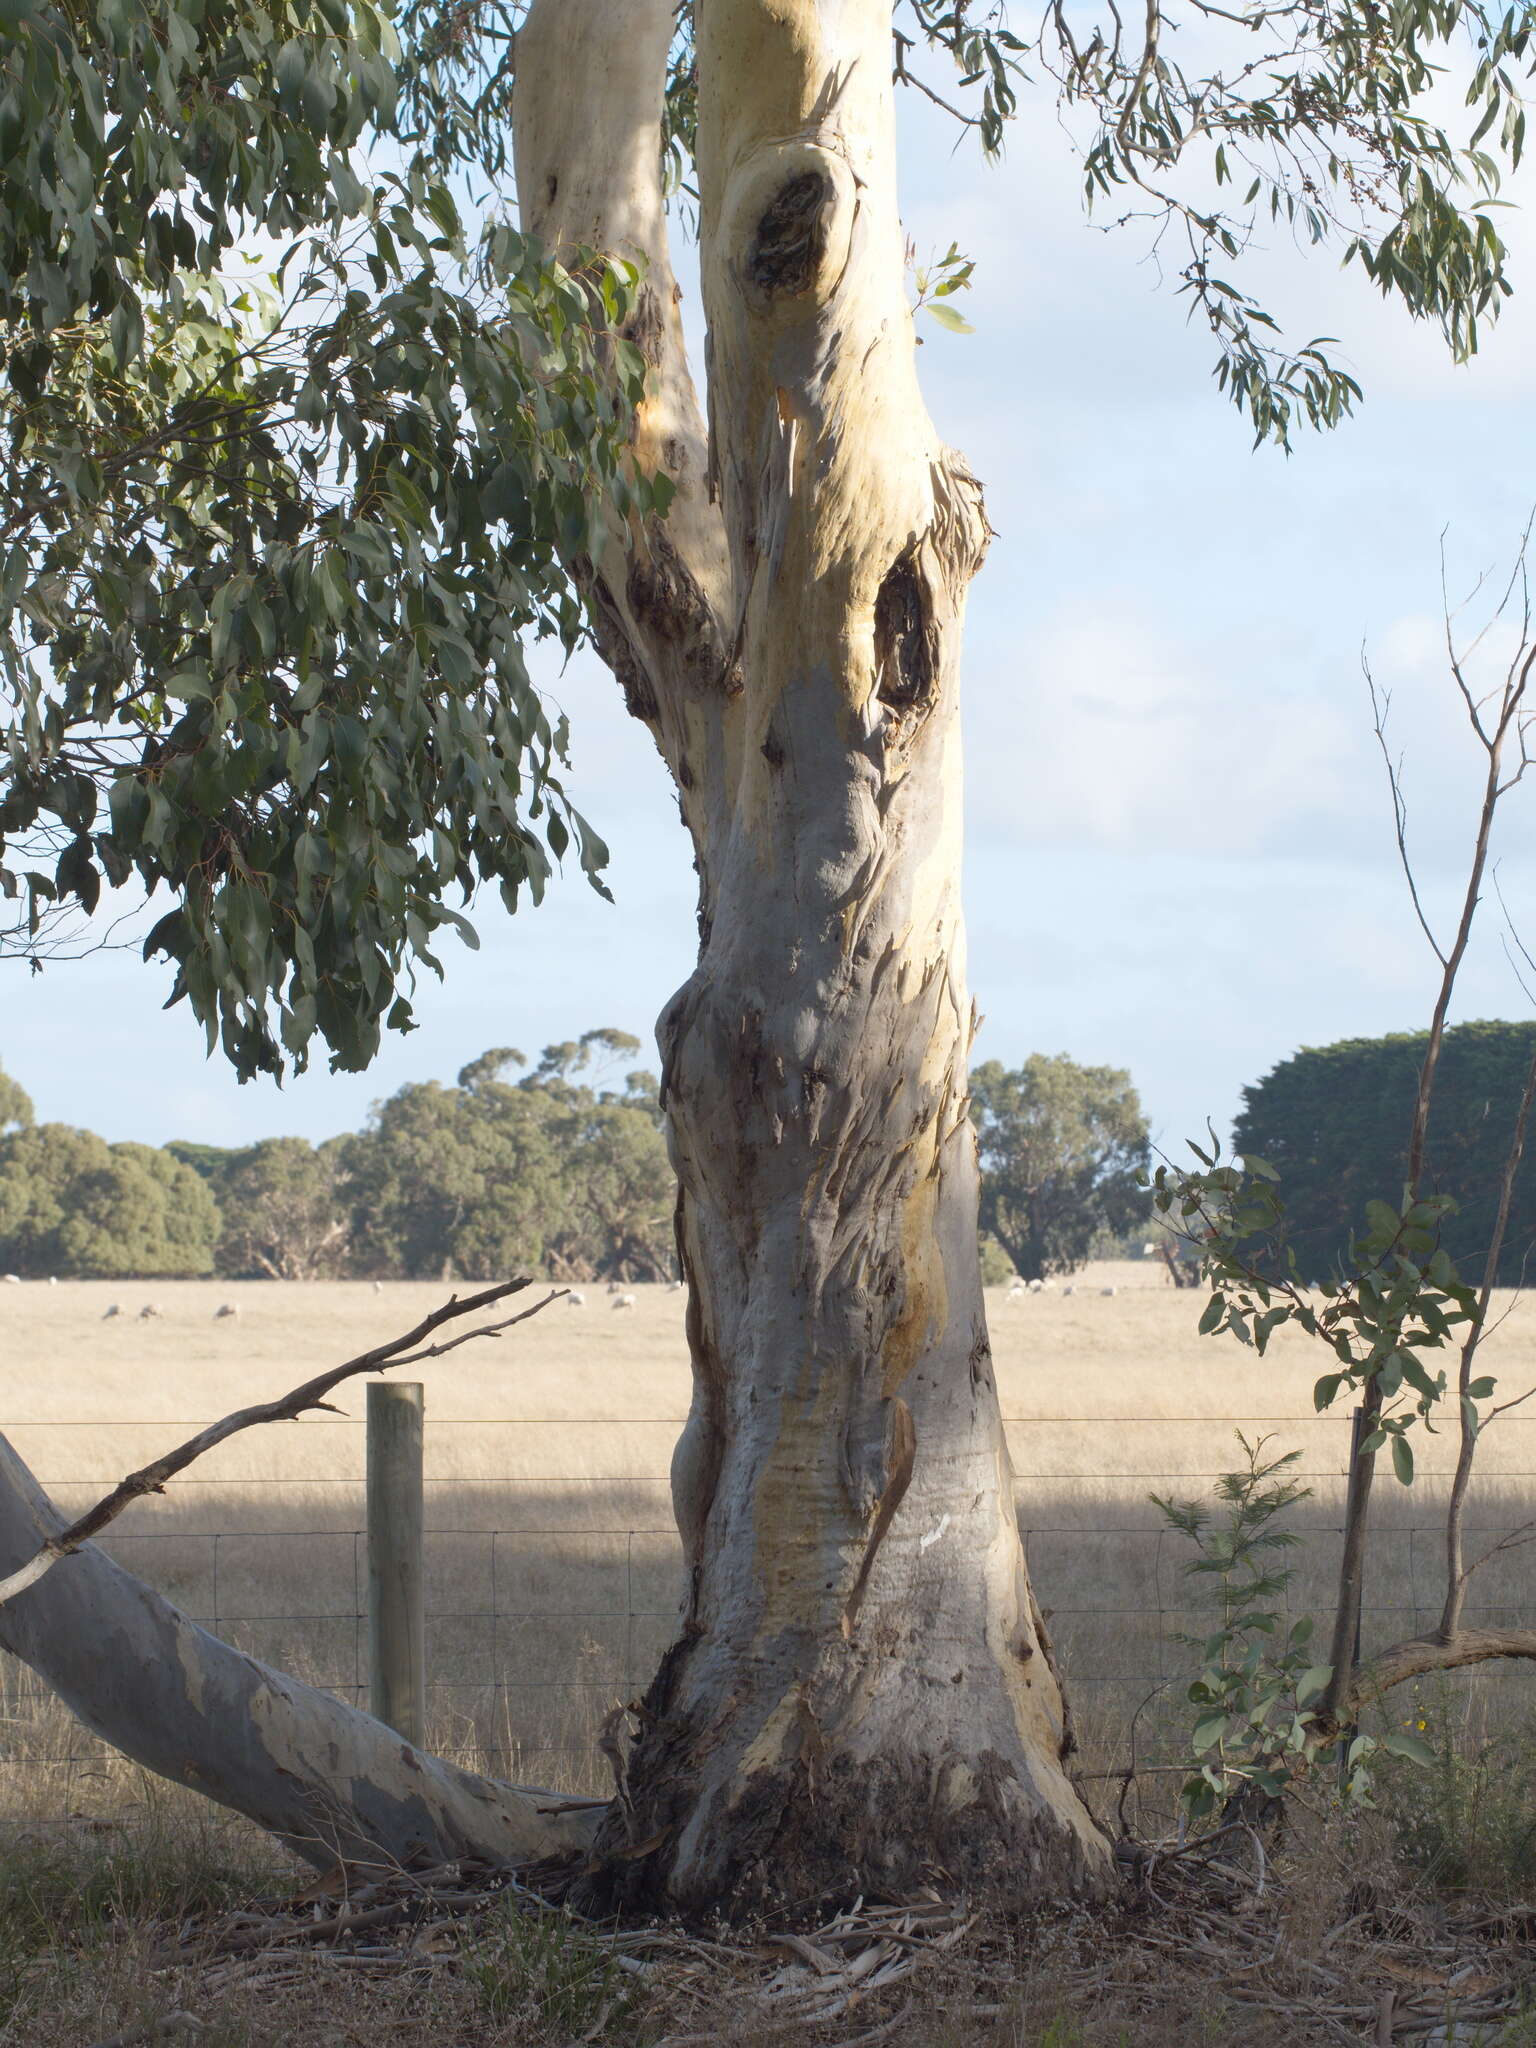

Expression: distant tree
xmin=0 ymin=1062 xmax=31 ymax=1136
xmin=0 ymin=1124 xmax=218 ymax=1276
xmin=339 ymin=1059 xmax=568 ymax=1279
xmin=972 ymin=1056 xmax=1150 ymax=1282
xmin=977 ymin=1235 xmax=1016 ymax=1286
xmin=518 ymin=1030 xmax=672 ymax=1280
xmin=164 ymin=1141 xmax=237 ymax=1182
xmin=209 ymin=1137 xmax=350 ymax=1280
xmin=544 ymin=1092 xmax=674 ymax=1283
xmin=338 ymin=1031 xmax=675 ymax=1280
xmin=1233 ymin=1020 xmax=1536 ymax=1283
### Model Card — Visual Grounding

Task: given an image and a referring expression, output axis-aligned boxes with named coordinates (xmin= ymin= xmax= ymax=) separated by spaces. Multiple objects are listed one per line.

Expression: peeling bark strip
xmin=517 ymin=0 xmax=1112 ymax=1914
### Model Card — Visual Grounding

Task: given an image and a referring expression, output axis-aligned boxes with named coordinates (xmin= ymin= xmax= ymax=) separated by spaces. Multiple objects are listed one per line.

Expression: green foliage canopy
xmin=1232 ymin=1020 xmax=1536 ymax=1284
xmin=337 ymin=1031 xmax=675 ymax=1282
xmin=0 ymin=0 xmax=657 ymax=1079
xmin=0 ymin=1059 xmax=31 ymax=1134
xmin=900 ymin=0 xmax=1533 ymax=445
xmin=0 ymin=1120 xmax=218 ymax=1275
xmin=173 ymin=1134 xmax=351 ymax=1279
xmin=971 ymin=1053 xmax=1151 ymax=1280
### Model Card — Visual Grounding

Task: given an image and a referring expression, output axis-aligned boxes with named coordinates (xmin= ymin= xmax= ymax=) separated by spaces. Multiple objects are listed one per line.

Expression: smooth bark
xmin=516 ymin=0 xmax=1111 ymax=1914
xmin=0 ymin=1435 xmax=601 ymax=1869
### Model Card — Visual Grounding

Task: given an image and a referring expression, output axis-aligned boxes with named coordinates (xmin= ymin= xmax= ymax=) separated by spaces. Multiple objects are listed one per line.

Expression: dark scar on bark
xmin=748 ymin=171 xmax=831 ymax=295
xmin=874 ymin=551 xmax=936 ymax=712
xmin=625 ymin=522 xmax=726 ymax=692
xmin=621 ymin=283 xmax=666 ymax=367
xmin=578 ymin=561 xmax=659 ymax=722
xmin=841 ymin=1396 xmax=916 ymax=1639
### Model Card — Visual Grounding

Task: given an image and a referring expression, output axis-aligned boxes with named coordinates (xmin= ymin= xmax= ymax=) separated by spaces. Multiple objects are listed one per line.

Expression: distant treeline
xmin=5 ymin=1021 xmax=1527 ymax=1285
xmin=1234 ymin=1019 xmax=1536 ymax=1287
xmin=0 ymin=1030 xmax=677 ymax=1283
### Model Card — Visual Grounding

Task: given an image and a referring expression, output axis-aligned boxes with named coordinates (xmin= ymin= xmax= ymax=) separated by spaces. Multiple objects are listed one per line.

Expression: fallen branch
xmin=0 ymin=1276 xmax=562 ymax=1610
xmin=1347 ymin=1624 xmax=1536 ymax=1713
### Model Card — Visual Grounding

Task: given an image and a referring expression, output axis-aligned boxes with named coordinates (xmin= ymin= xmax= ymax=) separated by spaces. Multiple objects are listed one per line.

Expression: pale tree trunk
xmin=0 ymin=1437 xmax=600 ymax=1869
xmin=0 ymin=0 xmax=1110 ymax=1912
xmin=515 ymin=0 xmax=1111 ymax=1913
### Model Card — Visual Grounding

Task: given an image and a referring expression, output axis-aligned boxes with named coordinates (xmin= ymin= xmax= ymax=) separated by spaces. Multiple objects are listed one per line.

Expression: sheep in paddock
xmin=102 ymin=1304 xmax=121 ymax=1321
xmin=138 ymin=1303 xmax=162 ymax=1320
xmin=1 ymin=1274 xmax=18 ymax=1286
xmin=667 ymin=1279 xmax=683 ymax=1292
xmin=1101 ymin=1286 xmax=1118 ymax=1297
xmin=372 ymin=1280 xmax=384 ymax=1295
xmin=47 ymin=1275 xmax=57 ymax=1286
xmin=612 ymin=1292 xmax=637 ymax=1312
xmin=567 ymin=1290 xmax=587 ymax=1308
xmin=215 ymin=1303 xmax=240 ymax=1320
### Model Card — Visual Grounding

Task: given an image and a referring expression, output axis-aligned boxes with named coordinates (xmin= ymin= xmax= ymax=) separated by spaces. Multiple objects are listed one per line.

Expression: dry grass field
xmin=4 ymin=1262 xmax=1536 ymax=1791
xmin=5 ymin=1269 xmax=1536 ymax=2045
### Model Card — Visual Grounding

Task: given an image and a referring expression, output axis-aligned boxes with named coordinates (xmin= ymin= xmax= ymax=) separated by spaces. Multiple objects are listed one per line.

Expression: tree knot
xmin=874 ymin=550 xmax=937 ymax=715
xmin=748 ymin=171 xmax=832 ymax=297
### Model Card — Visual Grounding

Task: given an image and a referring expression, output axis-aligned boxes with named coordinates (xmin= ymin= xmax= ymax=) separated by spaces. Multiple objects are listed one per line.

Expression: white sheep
xmin=1 ymin=1274 xmax=18 ymax=1286
xmin=567 ymin=1290 xmax=587 ymax=1308
xmin=47 ymin=1275 xmax=57 ymax=1286
xmin=612 ymin=1292 xmax=637 ymax=1312
xmin=102 ymin=1304 xmax=121 ymax=1320
xmin=1101 ymin=1286 xmax=1118 ymax=1297
xmin=214 ymin=1303 xmax=240 ymax=1320
xmin=1027 ymin=1278 xmax=1046 ymax=1294
xmin=138 ymin=1303 xmax=162 ymax=1320
xmin=372 ymin=1280 xmax=384 ymax=1295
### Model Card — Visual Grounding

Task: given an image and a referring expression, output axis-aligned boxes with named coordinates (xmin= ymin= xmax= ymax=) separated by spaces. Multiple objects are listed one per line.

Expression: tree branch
xmin=0 ymin=1277 xmax=562 ymax=1610
xmin=512 ymin=0 xmax=733 ymax=757
xmin=1348 ymin=1627 xmax=1536 ymax=1715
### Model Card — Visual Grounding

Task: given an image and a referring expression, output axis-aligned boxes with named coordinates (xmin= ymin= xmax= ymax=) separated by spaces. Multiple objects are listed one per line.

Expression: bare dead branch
xmin=0 ymin=1277 xmax=562 ymax=1610
xmin=1365 ymin=665 xmax=1445 ymax=966
xmin=1322 ymin=533 xmax=1536 ymax=1725
xmin=1464 ymin=1518 xmax=1536 ymax=1577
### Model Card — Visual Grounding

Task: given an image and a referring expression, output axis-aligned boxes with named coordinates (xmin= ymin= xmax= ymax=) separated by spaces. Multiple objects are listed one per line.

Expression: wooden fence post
xmin=367 ymin=1380 xmax=425 ymax=1747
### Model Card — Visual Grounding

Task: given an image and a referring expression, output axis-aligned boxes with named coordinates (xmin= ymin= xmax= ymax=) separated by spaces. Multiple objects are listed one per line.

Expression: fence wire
xmin=5 ymin=1513 xmax=1534 ymax=1769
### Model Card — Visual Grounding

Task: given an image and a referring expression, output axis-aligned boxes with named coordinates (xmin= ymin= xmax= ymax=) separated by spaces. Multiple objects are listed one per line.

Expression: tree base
xmin=589 ymin=1712 xmax=1112 ymax=1921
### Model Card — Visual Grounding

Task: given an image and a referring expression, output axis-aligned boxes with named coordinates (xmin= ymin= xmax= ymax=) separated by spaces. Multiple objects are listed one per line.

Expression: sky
xmin=6 ymin=60 xmax=1536 ymax=1159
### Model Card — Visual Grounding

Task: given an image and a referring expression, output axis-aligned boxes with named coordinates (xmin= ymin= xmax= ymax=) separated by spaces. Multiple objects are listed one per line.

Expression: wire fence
xmin=6 ymin=1509 xmax=1536 ymax=1772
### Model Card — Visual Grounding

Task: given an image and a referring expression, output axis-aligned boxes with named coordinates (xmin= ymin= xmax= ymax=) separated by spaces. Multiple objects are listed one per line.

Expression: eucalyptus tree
xmin=973 ymin=1056 xmax=1150 ymax=1280
xmin=1 ymin=0 xmax=1531 ymax=1918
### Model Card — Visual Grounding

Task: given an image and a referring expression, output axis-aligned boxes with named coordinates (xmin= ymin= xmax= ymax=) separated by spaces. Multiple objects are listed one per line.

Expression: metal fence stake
xmin=367 ymin=1381 xmax=425 ymax=1746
